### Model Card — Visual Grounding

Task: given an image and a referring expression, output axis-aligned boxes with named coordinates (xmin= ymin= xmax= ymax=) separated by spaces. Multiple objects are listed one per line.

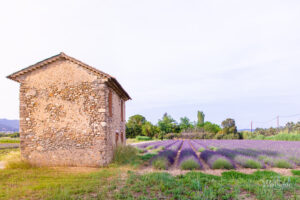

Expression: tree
xmin=157 ymin=113 xmax=179 ymax=139
xmin=179 ymin=117 xmax=193 ymax=132
xmin=203 ymin=122 xmax=221 ymax=134
xmin=142 ymin=121 xmax=158 ymax=138
xmin=126 ymin=115 xmax=146 ymax=138
xmin=197 ymin=111 xmax=205 ymax=127
xmin=218 ymin=118 xmax=239 ymax=139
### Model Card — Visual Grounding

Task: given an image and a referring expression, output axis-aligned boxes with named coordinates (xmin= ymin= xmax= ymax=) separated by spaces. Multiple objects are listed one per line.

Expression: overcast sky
xmin=1 ymin=0 xmax=300 ymax=129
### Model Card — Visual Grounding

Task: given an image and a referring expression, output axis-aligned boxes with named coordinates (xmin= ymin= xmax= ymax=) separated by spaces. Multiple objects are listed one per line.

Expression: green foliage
xmin=243 ymin=159 xmax=262 ymax=169
xmin=203 ymin=122 xmax=221 ymax=133
xmin=179 ymin=117 xmax=194 ymax=132
xmin=146 ymin=145 xmax=154 ymax=150
xmin=141 ymin=121 xmax=158 ymax=138
xmin=209 ymin=146 xmax=218 ymax=151
xmin=197 ymin=111 xmax=205 ymax=127
xmin=135 ymin=135 xmax=152 ymax=141
xmin=157 ymin=113 xmax=180 ymax=139
xmin=180 ymin=159 xmax=201 ymax=170
xmin=139 ymin=153 xmax=156 ymax=161
xmin=274 ymin=159 xmax=292 ymax=169
xmin=212 ymin=158 xmax=234 ymax=169
xmin=112 ymin=145 xmax=140 ymax=166
xmin=291 ymin=170 xmax=300 ymax=176
xmin=152 ymin=146 xmax=165 ymax=154
xmin=0 ymin=137 xmax=20 ymax=144
xmin=198 ymin=147 xmax=205 ymax=152
xmin=259 ymin=132 xmax=300 ymax=141
xmin=126 ymin=115 xmax=146 ymax=138
xmin=152 ymin=157 xmax=169 ymax=170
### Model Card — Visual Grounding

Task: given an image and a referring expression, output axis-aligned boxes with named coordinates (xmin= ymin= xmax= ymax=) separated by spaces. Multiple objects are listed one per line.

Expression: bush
xmin=212 ymin=158 xmax=234 ymax=169
xmin=180 ymin=159 xmax=201 ymax=170
xmin=243 ymin=159 xmax=262 ymax=169
xmin=274 ymin=159 xmax=292 ymax=169
xmin=209 ymin=146 xmax=218 ymax=151
xmin=112 ymin=145 xmax=139 ymax=165
xmin=136 ymin=136 xmax=152 ymax=141
xmin=152 ymin=157 xmax=169 ymax=170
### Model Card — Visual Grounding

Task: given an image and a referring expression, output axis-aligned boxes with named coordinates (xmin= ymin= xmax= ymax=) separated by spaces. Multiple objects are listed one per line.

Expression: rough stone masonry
xmin=7 ymin=53 xmax=131 ymax=167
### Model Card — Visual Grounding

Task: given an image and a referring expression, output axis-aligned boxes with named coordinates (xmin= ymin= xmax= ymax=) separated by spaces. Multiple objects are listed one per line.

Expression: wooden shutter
xmin=109 ymin=90 xmax=112 ymax=117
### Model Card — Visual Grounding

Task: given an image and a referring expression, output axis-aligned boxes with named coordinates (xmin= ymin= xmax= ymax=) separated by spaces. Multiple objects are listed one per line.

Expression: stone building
xmin=7 ymin=53 xmax=131 ymax=167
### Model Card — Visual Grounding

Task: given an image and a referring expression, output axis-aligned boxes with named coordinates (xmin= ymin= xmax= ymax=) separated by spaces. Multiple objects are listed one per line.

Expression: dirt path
xmin=188 ymin=140 xmax=211 ymax=170
xmin=171 ymin=140 xmax=184 ymax=169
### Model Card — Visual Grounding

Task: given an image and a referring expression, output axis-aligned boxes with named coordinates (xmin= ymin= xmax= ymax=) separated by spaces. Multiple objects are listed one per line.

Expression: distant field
xmin=136 ymin=139 xmax=300 ymax=170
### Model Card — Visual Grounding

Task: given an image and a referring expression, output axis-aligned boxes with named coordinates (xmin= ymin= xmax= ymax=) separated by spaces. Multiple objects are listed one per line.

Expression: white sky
xmin=0 ymin=0 xmax=300 ymax=129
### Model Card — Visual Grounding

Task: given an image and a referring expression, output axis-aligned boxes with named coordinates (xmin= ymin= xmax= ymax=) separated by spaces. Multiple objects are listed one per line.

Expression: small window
xmin=121 ymin=100 xmax=124 ymax=121
xmin=108 ymin=90 xmax=112 ymax=117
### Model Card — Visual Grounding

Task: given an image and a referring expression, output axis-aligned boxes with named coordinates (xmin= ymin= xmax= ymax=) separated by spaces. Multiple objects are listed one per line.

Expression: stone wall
xmin=18 ymin=59 xmax=115 ymax=167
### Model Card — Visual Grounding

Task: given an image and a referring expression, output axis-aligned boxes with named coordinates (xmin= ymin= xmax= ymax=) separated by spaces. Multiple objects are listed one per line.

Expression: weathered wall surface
xmin=19 ymin=59 xmax=112 ymax=166
xmin=107 ymin=90 xmax=126 ymax=152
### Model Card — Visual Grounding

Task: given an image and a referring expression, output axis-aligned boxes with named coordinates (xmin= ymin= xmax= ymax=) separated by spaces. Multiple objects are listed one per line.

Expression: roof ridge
xmin=7 ymin=52 xmax=131 ymax=100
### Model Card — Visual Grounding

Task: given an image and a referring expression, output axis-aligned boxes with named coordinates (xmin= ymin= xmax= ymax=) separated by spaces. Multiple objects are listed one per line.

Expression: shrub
xmin=152 ymin=157 xmax=169 ymax=170
xmin=136 ymin=136 xmax=152 ymax=141
xmin=243 ymin=159 xmax=262 ymax=169
xmin=209 ymin=146 xmax=218 ymax=151
xmin=198 ymin=147 xmax=205 ymax=152
xmin=180 ymin=159 xmax=201 ymax=170
xmin=112 ymin=145 xmax=139 ymax=165
xmin=274 ymin=159 xmax=292 ymax=169
xmin=212 ymin=158 xmax=234 ymax=169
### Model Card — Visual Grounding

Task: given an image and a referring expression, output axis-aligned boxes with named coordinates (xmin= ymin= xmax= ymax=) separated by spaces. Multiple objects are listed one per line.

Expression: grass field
xmin=0 ymin=137 xmax=20 ymax=144
xmin=0 ymin=146 xmax=299 ymax=199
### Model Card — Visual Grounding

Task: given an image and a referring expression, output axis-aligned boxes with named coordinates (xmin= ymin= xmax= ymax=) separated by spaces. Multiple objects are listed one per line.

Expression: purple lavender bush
xmin=178 ymin=140 xmax=202 ymax=170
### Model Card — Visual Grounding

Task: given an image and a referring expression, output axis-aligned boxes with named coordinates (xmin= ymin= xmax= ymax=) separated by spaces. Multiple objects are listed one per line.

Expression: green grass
xmin=180 ymin=159 xmax=201 ymax=170
xmin=152 ymin=157 xmax=169 ymax=170
xmin=146 ymin=145 xmax=154 ymax=150
xmin=274 ymin=159 xmax=292 ymax=169
xmin=0 ymin=137 xmax=20 ymax=144
xmin=0 ymin=148 xmax=19 ymax=161
xmin=291 ymin=170 xmax=300 ymax=176
xmin=244 ymin=159 xmax=262 ymax=169
xmin=212 ymin=158 xmax=234 ymax=169
xmin=115 ymin=170 xmax=300 ymax=200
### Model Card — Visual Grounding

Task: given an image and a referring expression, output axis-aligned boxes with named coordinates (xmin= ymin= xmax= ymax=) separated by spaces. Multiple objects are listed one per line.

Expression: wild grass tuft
xmin=152 ymin=157 xmax=169 ymax=170
xmin=274 ymin=159 xmax=292 ymax=169
xmin=112 ymin=145 xmax=139 ymax=166
xmin=180 ymin=159 xmax=201 ymax=170
xmin=198 ymin=147 xmax=205 ymax=152
xmin=3 ymin=151 xmax=34 ymax=169
xmin=243 ymin=159 xmax=262 ymax=169
xmin=212 ymin=158 xmax=234 ymax=169
xmin=291 ymin=170 xmax=300 ymax=176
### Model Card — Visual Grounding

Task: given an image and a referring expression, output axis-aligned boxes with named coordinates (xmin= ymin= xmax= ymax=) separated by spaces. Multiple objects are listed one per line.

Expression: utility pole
xmin=277 ymin=116 xmax=279 ymax=128
xmin=251 ymin=121 xmax=253 ymax=133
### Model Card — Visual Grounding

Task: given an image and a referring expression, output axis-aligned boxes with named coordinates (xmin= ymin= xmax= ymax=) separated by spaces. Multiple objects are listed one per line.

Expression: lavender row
xmin=177 ymin=140 xmax=202 ymax=169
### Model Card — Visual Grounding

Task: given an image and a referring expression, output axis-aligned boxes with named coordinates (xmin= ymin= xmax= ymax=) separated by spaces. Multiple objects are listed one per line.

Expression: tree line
xmin=126 ymin=111 xmax=240 ymax=140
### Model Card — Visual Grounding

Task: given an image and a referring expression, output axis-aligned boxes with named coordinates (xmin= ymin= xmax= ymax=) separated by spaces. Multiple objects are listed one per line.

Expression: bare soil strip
xmin=170 ymin=140 xmax=184 ymax=169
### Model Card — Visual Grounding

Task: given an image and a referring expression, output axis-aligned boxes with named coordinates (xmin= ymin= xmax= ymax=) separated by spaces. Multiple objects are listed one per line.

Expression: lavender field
xmin=136 ymin=139 xmax=300 ymax=170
